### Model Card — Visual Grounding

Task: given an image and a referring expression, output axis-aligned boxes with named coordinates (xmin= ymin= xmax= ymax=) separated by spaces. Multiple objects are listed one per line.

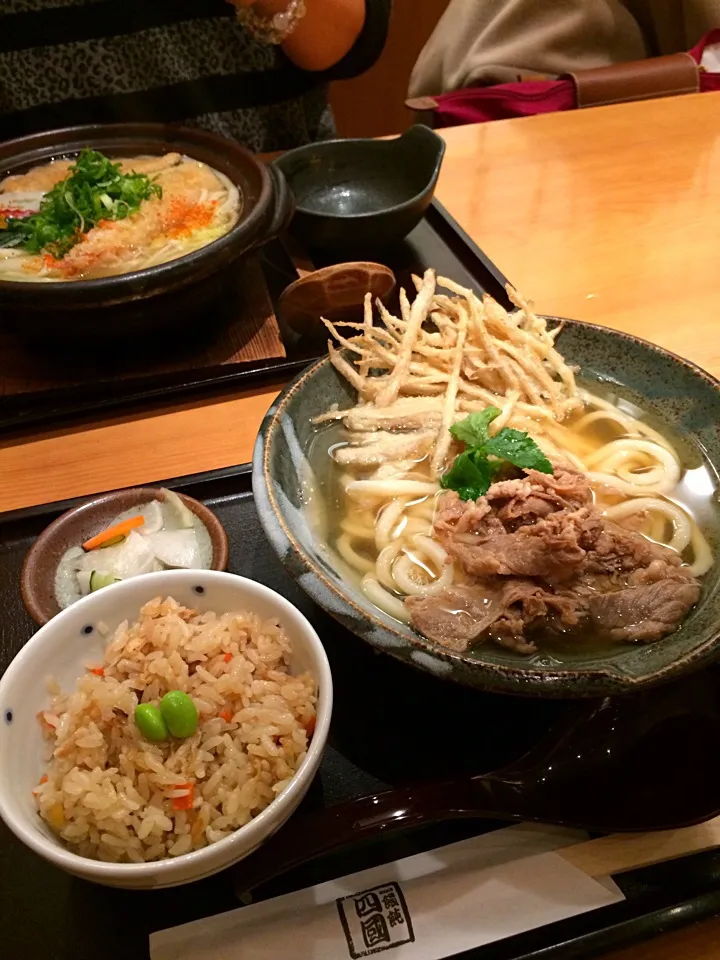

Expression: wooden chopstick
xmin=557 ymin=815 xmax=720 ymax=878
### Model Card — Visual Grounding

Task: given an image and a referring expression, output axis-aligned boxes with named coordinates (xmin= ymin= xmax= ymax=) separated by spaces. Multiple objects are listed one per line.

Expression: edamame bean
xmin=160 ymin=690 xmax=198 ymax=738
xmin=135 ymin=703 xmax=168 ymax=742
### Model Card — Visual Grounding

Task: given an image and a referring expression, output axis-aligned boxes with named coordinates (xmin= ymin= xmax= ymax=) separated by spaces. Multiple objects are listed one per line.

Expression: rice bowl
xmin=0 ymin=570 xmax=332 ymax=888
xmin=36 ymin=597 xmax=316 ymax=863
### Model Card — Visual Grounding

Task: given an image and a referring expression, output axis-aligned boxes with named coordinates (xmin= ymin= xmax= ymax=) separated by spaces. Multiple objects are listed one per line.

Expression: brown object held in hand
xmin=278 ymin=261 xmax=396 ymax=336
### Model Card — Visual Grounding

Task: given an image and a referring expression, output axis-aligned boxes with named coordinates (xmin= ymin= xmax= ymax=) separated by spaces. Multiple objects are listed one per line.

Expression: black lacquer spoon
xmin=234 ymin=667 xmax=720 ymax=895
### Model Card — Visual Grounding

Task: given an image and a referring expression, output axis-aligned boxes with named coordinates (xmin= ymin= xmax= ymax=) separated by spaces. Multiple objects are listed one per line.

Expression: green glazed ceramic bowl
xmin=253 ymin=318 xmax=720 ymax=697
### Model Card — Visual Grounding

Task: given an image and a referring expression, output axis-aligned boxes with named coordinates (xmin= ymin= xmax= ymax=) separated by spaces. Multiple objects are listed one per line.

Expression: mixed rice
xmin=34 ymin=597 xmax=316 ymax=863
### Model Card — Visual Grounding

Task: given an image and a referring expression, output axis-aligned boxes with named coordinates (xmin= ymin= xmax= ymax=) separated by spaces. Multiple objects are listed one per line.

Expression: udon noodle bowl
xmin=0 ymin=152 xmax=241 ymax=282
xmin=310 ymin=269 xmax=713 ymax=656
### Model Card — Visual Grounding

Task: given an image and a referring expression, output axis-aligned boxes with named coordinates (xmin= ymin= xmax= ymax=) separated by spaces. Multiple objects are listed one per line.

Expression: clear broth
xmin=305 ymin=390 xmax=720 ymax=661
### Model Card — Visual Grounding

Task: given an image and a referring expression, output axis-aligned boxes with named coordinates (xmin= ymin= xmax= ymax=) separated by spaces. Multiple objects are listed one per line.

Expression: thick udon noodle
xmin=0 ymin=154 xmax=241 ymax=282
xmin=315 ymin=270 xmax=713 ymax=625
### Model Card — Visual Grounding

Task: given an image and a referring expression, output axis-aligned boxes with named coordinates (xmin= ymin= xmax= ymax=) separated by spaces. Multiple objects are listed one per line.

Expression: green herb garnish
xmin=447 ymin=405 xmax=501 ymax=448
xmin=440 ymin=450 xmax=497 ymax=502
xmin=484 ymin=429 xmax=554 ymax=472
xmin=440 ymin=407 xmax=553 ymax=501
xmin=0 ymin=149 xmax=162 ymax=259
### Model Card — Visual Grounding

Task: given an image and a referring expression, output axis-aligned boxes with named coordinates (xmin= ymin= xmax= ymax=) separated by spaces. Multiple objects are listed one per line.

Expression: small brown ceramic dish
xmin=21 ymin=488 xmax=229 ymax=626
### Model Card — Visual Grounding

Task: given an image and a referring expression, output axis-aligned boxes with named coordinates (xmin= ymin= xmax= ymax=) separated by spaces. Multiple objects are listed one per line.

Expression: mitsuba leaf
xmin=449 ymin=406 xmax=501 ymax=448
xmin=441 ymin=406 xmax=554 ymax=500
xmin=440 ymin=450 xmax=496 ymax=501
xmin=484 ymin=428 xmax=553 ymax=474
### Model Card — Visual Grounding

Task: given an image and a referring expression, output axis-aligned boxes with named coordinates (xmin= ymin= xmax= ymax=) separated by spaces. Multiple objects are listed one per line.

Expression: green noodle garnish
xmin=0 ymin=149 xmax=162 ymax=259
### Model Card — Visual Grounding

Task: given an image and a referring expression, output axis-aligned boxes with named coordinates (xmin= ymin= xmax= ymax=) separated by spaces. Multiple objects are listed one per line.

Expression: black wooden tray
xmin=0 ymin=201 xmax=511 ymax=435
xmin=2 ymin=465 xmax=720 ymax=960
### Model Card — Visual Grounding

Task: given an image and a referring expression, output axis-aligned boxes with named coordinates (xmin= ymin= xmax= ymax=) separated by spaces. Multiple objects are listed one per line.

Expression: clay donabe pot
xmin=0 ymin=124 xmax=293 ymax=345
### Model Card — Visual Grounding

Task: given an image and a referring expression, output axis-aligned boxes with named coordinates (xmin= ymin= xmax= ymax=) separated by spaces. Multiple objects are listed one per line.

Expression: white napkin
xmin=701 ymin=42 xmax=720 ymax=73
xmin=150 ymin=825 xmax=624 ymax=960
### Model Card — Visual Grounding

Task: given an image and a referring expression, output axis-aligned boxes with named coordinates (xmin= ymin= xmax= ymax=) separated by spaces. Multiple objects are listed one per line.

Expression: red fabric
xmin=430 ymin=29 xmax=720 ymax=128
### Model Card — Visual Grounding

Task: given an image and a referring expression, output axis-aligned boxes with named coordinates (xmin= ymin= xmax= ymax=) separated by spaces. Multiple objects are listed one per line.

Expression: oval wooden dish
xmin=278 ymin=261 xmax=396 ymax=335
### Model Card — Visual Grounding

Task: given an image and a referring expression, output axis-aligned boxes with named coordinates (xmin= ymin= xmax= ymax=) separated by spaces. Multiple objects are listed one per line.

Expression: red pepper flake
xmin=39 ymin=775 xmax=48 ymax=784
xmin=223 ymin=653 xmax=232 ymax=663
xmin=165 ymin=198 xmax=217 ymax=239
xmin=305 ymin=715 xmax=316 ymax=739
xmin=88 ymin=666 xmax=105 ymax=677
xmin=218 ymin=709 xmax=233 ymax=723
xmin=0 ymin=207 xmax=34 ymax=219
xmin=172 ymin=783 xmax=195 ymax=811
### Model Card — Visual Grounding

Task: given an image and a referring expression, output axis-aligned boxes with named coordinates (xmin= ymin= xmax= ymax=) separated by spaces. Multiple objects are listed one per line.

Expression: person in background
xmin=410 ymin=0 xmax=720 ymax=96
xmin=0 ymin=0 xmax=391 ymax=152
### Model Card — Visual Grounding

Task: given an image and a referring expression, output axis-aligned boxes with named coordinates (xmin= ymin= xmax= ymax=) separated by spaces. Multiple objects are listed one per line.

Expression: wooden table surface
xmin=3 ymin=93 xmax=720 ymax=514
xmin=3 ymin=92 xmax=720 ymax=957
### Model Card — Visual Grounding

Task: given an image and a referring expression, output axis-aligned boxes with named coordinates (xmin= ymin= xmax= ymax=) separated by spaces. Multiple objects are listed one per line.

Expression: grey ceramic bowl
xmin=273 ymin=125 xmax=446 ymax=253
xmin=253 ymin=319 xmax=720 ymax=698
